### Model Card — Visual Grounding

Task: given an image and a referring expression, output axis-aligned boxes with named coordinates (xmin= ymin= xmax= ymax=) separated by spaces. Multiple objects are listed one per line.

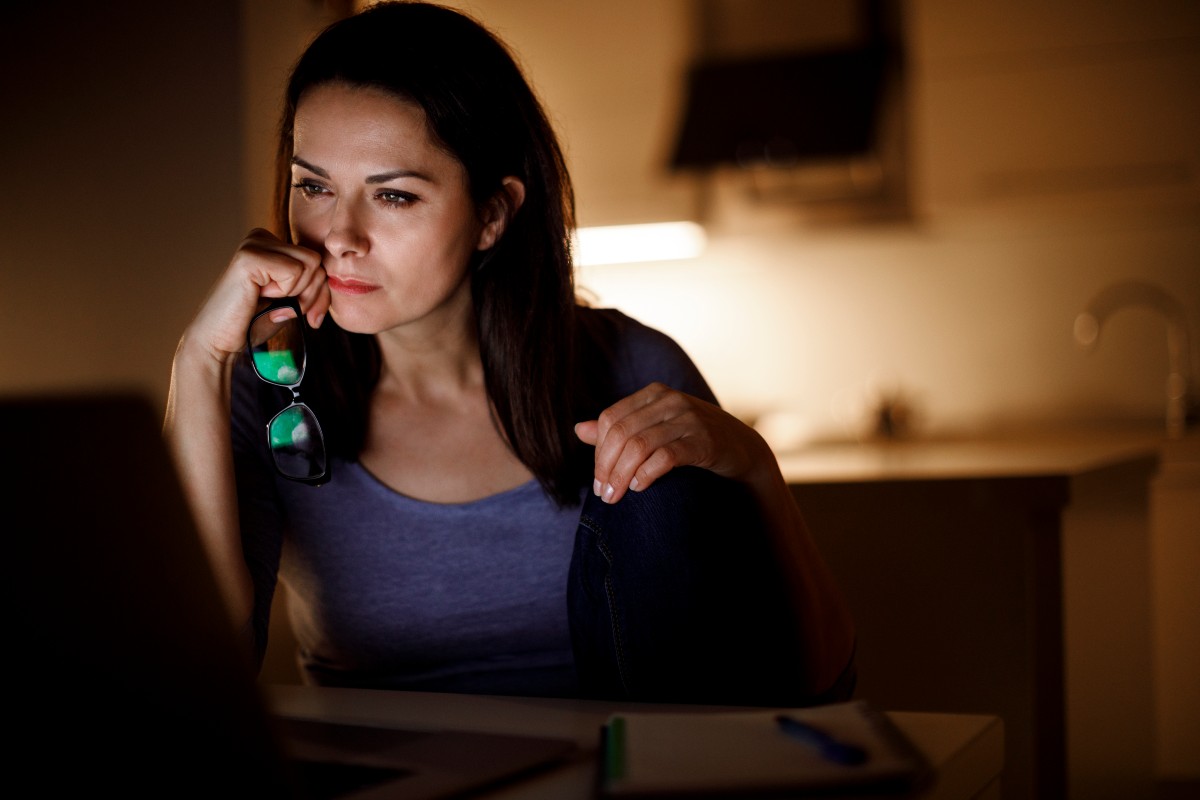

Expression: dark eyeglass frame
xmin=245 ymin=296 xmax=330 ymax=486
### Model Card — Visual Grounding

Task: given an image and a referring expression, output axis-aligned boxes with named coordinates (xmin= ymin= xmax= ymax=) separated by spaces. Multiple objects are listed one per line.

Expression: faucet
xmin=1074 ymin=280 xmax=1197 ymax=438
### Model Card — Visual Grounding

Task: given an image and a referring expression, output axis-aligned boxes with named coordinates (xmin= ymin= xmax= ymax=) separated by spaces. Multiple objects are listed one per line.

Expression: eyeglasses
xmin=246 ymin=297 xmax=329 ymax=485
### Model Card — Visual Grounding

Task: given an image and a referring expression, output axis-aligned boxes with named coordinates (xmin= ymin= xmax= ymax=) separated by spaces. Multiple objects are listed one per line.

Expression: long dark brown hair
xmin=272 ymin=1 xmax=589 ymax=505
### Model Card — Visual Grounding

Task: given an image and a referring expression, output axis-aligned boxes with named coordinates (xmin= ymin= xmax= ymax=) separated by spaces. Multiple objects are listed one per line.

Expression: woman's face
xmin=289 ymin=82 xmax=493 ymax=336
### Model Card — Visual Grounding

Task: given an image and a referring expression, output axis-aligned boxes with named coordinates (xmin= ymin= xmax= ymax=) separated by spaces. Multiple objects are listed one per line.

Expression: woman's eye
xmin=377 ymin=189 xmax=417 ymax=207
xmin=291 ymin=180 xmax=329 ymax=198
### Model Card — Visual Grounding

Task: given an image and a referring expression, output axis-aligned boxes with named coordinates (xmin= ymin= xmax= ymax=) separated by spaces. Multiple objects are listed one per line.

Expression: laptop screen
xmin=4 ymin=392 xmax=300 ymax=796
xmin=2 ymin=392 xmax=577 ymax=799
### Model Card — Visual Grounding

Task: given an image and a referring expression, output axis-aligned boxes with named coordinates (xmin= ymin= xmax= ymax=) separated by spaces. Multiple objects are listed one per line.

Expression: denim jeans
xmin=567 ymin=466 xmax=855 ymax=707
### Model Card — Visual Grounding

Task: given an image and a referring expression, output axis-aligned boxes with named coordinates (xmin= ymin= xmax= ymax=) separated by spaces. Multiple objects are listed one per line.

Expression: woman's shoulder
xmin=575 ymin=305 xmax=684 ymax=354
xmin=575 ymin=305 xmax=716 ymax=403
xmin=576 ymin=305 xmax=685 ymax=364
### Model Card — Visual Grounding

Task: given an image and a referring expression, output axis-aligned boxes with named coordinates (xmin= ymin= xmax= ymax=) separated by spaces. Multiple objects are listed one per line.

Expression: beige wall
xmin=0 ymin=1 xmax=244 ymax=406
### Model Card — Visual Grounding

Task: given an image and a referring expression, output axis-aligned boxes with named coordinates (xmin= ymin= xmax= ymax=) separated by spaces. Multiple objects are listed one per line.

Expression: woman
xmin=164 ymin=0 xmax=854 ymax=706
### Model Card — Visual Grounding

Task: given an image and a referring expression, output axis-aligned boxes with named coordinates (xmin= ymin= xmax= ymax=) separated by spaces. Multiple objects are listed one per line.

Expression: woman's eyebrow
xmin=291 ymin=157 xmax=329 ymax=178
xmin=290 ymin=157 xmax=432 ymax=185
xmin=365 ymin=168 xmax=432 ymax=185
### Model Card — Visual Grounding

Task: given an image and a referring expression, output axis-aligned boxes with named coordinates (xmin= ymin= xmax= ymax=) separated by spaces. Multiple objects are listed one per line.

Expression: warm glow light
xmin=572 ymin=222 xmax=707 ymax=266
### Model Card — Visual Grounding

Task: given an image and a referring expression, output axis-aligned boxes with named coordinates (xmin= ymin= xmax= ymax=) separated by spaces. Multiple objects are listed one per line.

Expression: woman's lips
xmin=327 ymin=275 xmax=380 ymax=295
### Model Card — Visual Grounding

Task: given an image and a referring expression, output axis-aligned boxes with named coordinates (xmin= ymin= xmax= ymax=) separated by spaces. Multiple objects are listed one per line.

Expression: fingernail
xmin=629 ymin=477 xmax=640 ymax=492
xmin=593 ymin=479 xmax=602 ymax=497
xmin=602 ymin=484 xmax=614 ymax=503
xmin=313 ymin=312 xmax=325 ymax=328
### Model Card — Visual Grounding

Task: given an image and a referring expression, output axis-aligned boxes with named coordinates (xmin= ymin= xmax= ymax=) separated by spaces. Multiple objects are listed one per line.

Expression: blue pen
xmin=775 ymin=715 xmax=868 ymax=766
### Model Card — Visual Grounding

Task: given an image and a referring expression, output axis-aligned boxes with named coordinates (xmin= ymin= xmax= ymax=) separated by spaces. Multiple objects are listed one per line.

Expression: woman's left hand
xmin=575 ymin=382 xmax=770 ymax=504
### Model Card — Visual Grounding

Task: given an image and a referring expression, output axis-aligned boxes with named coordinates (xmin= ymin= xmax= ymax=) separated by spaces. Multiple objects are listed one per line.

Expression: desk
xmin=778 ymin=433 xmax=1161 ymax=800
xmin=264 ymin=684 xmax=1004 ymax=799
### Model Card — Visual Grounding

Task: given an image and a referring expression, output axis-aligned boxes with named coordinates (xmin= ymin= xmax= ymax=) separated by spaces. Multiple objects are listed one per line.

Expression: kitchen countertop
xmin=774 ymin=427 xmax=1183 ymax=484
xmin=774 ymin=424 xmax=1189 ymax=799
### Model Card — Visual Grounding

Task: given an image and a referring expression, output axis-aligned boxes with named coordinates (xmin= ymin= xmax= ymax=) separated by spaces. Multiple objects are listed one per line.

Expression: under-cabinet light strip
xmin=572 ymin=221 xmax=706 ymax=267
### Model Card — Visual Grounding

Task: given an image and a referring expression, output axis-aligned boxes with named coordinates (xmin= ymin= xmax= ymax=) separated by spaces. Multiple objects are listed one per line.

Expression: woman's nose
xmin=324 ymin=200 xmax=369 ymax=258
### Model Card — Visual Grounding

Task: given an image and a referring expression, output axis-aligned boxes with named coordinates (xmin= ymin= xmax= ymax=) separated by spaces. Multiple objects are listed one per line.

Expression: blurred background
xmin=2 ymin=1 xmax=1196 ymax=797
xmin=4 ymin=0 xmax=1196 ymax=439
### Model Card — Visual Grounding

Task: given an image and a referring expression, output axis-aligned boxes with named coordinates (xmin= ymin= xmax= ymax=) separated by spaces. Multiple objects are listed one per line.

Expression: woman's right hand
xmin=183 ymin=228 xmax=330 ymax=368
xmin=166 ymin=228 xmax=326 ymax=628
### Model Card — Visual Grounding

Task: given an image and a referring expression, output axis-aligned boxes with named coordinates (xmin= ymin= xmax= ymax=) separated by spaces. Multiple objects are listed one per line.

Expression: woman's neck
xmin=374 ymin=312 xmax=484 ymax=404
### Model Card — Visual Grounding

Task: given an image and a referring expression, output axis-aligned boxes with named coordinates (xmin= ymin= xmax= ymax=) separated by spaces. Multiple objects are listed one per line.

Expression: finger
xmin=288 ymin=250 xmax=329 ymax=295
xmin=592 ymin=388 xmax=685 ymax=481
xmin=295 ymin=269 xmax=330 ymax=328
xmin=574 ymin=420 xmax=599 ymax=446
xmin=238 ymin=230 xmax=323 ymax=298
xmin=306 ymin=280 xmax=332 ymax=328
xmin=237 ymin=248 xmax=305 ymax=298
xmin=593 ymin=383 xmax=667 ymax=444
xmin=591 ymin=384 xmax=671 ymax=460
xmin=598 ymin=419 xmax=695 ymax=504
xmin=615 ymin=443 xmax=688 ymax=501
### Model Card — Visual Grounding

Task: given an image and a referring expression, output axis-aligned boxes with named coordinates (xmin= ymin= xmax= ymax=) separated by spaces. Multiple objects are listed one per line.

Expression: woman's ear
xmin=477 ymin=176 xmax=526 ymax=251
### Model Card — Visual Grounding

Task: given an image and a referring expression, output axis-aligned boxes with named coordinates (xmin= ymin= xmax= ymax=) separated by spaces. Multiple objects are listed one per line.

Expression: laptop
xmin=2 ymin=391 xmax=577 ymax=799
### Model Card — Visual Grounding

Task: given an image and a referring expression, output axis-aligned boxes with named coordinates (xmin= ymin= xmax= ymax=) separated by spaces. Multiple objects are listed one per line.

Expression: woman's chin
xmin=326 ymin=305 xmax=378 ymax=335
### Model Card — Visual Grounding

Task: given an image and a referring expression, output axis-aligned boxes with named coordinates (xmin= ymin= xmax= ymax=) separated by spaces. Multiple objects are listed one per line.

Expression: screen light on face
xmin=572 ymin=221 xmax=706 ymax=266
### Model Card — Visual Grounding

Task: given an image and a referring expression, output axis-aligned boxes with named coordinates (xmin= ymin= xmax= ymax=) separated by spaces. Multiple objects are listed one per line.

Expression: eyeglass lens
xmin=248 ymin=306 xmax=327 ymax=482
xmin=268 ymin=404 xmax=324 ymax=480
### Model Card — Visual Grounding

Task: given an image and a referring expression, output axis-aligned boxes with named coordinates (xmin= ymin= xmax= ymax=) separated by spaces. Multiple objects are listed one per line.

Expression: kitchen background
xmin=2 ymin=0 xmax=1196 ymax=795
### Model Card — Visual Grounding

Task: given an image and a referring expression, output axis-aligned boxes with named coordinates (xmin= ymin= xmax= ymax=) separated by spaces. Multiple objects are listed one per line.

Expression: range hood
xmin=667 ymin=0 xmax=907 ymax=216
xmin=670 ymin=45 xmax=889 ymax=170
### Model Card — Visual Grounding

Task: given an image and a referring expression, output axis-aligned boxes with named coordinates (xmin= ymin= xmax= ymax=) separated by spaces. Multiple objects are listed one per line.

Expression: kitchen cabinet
xmin=909 ymin=0 xmax=1200 ymax=217
xmin=780 ymin=433 xmax=1163 ymax=800
xmin=1150 ymin=433 xmax=1200 ymax=781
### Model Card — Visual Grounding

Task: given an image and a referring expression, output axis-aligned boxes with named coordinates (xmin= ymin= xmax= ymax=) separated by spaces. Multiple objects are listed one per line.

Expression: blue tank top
xmin=231 ymin=307 xmax=716 ymax=696
xmin=275 ymin=464 xmax=582 ymax=696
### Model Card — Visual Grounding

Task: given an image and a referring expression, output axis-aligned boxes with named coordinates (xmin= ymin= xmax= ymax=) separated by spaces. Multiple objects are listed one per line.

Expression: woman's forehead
xmin=292 ymin=83 xmax=456 ymax=178
xmin=295 ymin=83 xmax=425 ymax=143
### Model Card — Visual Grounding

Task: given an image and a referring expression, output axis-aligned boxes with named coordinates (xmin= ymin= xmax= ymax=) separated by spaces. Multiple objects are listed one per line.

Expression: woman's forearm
xmin=163 ymin=333 xmax=254 ymax=626
xmin=743 ymin=439 xmax=857 ymax=695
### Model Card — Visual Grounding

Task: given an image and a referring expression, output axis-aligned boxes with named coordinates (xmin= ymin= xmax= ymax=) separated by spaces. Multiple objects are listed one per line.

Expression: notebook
xmin=600 ymin=701 xmax=931 ymax=797
xmin=2 ymin=391 xmax=576 ymax=799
